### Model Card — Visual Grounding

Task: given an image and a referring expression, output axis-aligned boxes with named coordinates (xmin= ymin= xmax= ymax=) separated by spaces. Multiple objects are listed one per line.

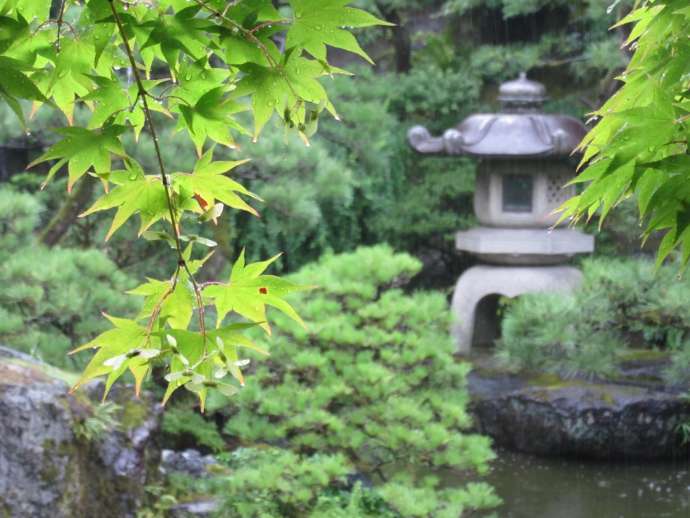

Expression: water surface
xmin=453 ymin=449 xmax=690 ymax=517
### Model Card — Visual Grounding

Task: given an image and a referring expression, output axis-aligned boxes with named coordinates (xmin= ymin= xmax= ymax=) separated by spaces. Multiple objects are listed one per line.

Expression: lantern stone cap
xmin=498 ymin=72 xmax=546 ymax=105
xmin=455 ymin=227 xmax=594 ymax=265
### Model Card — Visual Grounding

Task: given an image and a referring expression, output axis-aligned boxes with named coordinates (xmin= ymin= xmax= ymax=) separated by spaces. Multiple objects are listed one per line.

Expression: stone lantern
xmin=408 ymin=73 xmax=594 ymax=353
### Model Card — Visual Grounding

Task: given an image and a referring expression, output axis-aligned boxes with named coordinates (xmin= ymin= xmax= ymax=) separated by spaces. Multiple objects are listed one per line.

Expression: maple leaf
xmin=28 ymin=125 xmax=127 ymax=191
xmin=69 ymin=315 xmax=150 ymax=398
xmin=0 ymin=55 xmax=49 ymax=125
xmin=32 ymin=38 xmax=100 ymax=123
xmin=140 ymin=5 xmax=213 ymax=72
xmin=80 ymin=165 xmax=170 ymax=240
xmin=286 ymin=0 xmax=392 ymax=63
xmin=178 ymin=86 xmax=248 ymax=153
xmin=7 ymin=0 xmax=50 ymax=21
xmin=234 ymin=53 xmax=335 ymax=138
xmin=173 ymin=148 xmax=261 ymax=217
xmin=203 ymin=250 xmax=309 ymax=333
xmin=128 ymin=248 xmax=213 ymax=329
xmin=84 ymin=76 xmax=168 ymax=139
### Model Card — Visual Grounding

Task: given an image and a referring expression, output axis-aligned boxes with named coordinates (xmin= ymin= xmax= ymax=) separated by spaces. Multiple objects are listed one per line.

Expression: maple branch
xmin=249 ymin=19 xmax=290 ymax=35
xmin=145 ymin=266 xmax=181 ymax=342
xmin=109 ymin=0 xmax=208 ymax=348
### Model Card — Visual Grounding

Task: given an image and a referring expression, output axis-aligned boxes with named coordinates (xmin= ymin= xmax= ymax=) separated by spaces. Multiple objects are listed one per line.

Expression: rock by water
xmin=468 ymin=364 xmax=690 ymax=459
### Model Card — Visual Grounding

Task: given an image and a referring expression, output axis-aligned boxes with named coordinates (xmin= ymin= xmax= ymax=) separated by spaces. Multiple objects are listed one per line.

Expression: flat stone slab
xmin=456 ymin=227 xmax=594 ymax=265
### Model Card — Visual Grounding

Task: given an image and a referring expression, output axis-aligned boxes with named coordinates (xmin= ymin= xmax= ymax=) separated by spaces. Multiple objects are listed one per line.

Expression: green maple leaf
xmin=286 ymin=0 xmax=392 ymax=63
xmin=0 ymin=55 xmax=49 ymax=125
xmin=173 ymin=148 xmax=261 ymax=217
xmin=80 ymin=164 xmax=170 ymax=240
xmin=1 ymin=0 xmax=50 ymax=22
xmin=162 ymin=323 xmax=267 ymax=409
xmin=84 ymin=76 xmax=168 ymax=139
xmin=161 ymin=329 xmax=212 ymax=409
xmin=128 ymin=247 xmax=213 ymax=330
xmin=70 ymin=315 xmax=151 ymax=398
xmin=223 ymin=0 xmax=282 ymax=22
xmin=235 ymin=53 xmax=335 ymax=138
xmin=178 ymin=86 xmax=247 ymax=153
xmin=84 ymin=0 xmax=116 ymax=66
xmin=203 ymin=250 xmax=308 ymax=333
xmin=217 ymin=0 xmax=283 ymax=66
xmin=220 ymin=30 xmax=280 ymax=67
xmin=141 ymin=5 xmax=213 ymax=72
xmin=33 ymin=38 xmax=99 ymax=123
xmin=0 ymin=13 xmax=29 ymax=54
xmin=28 ymin=124 xmax=127 ymax=190
xmin=172 ymin=58 xmax=232 ymax=105
xmin=129 ymin=277 xmax=195 ymax=330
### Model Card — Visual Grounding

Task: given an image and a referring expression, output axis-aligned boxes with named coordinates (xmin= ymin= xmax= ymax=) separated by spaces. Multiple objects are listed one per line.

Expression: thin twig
xmin=35 ymin=18 xmax=77 ymax=39
xmin=145 ymin=266 xmax=181 ymax=342
xmin=192 ymin=0 xmax=279 ymax=68
xmin=56 ymin=0 xmax=67 ymax=52
xmin=249 ymin=19 xmax=290 ymax=35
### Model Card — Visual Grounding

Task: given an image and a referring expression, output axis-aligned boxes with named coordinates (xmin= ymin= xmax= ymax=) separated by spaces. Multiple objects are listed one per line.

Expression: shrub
xmin=181 ymin=447 xmax=398 ymax=518
xmin=222 ymin=245 xmax=498 ymax=517
xmin=224 ymin=128 xmax=358 ymax=272
xmin=0 ymin=187 xmax=135 ymax=369
xmin=497 ymin=257 xmax=690 ymax=383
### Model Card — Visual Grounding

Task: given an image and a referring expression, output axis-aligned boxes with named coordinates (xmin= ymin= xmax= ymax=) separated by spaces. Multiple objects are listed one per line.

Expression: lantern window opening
xmin=502 ymin=174 xmax=534 ymax=213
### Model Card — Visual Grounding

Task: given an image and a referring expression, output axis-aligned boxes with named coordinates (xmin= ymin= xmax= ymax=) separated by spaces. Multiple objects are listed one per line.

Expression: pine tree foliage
xmin=559 ymin=0 xmax=690 ymax=265
xmin=0 ymin=186 xmax=136 ymax=368
xmin=0 ymin=0 xmax=389 ymax=408
xmin=499 ymin=257 xmax=690 ymax=383
xmin=223 ymin=246 xmax=499 ymax=517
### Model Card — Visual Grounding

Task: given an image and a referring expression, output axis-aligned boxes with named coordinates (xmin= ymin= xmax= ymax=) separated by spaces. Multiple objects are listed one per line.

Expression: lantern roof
xmin=408 ymin=73 xmax=587 ymax=159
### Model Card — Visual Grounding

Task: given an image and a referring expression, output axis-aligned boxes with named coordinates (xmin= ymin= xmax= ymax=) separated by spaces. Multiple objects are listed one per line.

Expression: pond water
xmin=460 ymin=449 xmax=690 ymax=517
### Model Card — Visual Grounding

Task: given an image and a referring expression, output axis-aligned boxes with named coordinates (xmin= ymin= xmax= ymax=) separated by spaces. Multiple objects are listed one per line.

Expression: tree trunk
xmin=39 ymin=178 xmax=95 ymax=247
xmin=376 ymin=4 xmax=411 ymax=73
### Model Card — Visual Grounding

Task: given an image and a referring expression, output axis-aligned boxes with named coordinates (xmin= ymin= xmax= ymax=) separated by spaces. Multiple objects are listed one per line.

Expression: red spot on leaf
xmin=194 ymin=193 xmax=209 ymax=210
xmin=259 ymin=287 xmax=268 ymax=294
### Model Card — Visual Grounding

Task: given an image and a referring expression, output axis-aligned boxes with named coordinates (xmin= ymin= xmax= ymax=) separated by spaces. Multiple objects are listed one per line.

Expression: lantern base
xmin=451 ymin=264 xmax=583 ymax=354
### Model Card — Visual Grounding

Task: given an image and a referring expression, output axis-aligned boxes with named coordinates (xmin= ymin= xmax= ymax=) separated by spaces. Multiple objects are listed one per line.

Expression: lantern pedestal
xmin=450 ymin=265 xmax=583 ymax=354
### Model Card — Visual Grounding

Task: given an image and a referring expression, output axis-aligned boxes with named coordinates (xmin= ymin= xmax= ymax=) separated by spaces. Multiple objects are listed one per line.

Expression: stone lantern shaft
xmin=408 ymin=73 xmax=594 ymax=353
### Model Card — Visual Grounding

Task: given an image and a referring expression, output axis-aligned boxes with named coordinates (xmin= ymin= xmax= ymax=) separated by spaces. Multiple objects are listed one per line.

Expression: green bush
xmin=497 ymin=291 xmax=618 ymax=379
xmin=0 ymin=187 xmax=135 ymax=369
xmin=221 ymin=246 xmax=498 ymax=517
xmin=224 ymin=128 xmax=358 ymax=272
xmin=181 ymin=447 xmax=398 ymax=518
xmin=498 ymin=257 xmax=690 ymax=383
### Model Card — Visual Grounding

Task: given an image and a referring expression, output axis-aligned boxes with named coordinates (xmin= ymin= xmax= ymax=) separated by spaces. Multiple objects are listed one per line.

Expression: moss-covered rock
xmin=0 ymin=346 xmax=161 ymax=517
xmin=468 ymin=358 xmax=690 ymax=459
